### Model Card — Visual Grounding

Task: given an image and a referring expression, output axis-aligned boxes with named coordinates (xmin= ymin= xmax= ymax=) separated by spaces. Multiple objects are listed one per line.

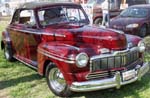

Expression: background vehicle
xmin=109 ymin=4 xmax=150 ymax=37
xmin=88 ymin=0 xmax=150 ymax=25
xmin=1 ymin=2 xmax=149 ymax=97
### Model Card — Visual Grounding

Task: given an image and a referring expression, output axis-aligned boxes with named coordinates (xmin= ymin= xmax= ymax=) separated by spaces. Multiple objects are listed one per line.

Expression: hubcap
xmin=49 ymin=67 xmax=66 ymax=93
xmin=4 ymin=47 xmax=10 ymax=59
xmin=141 ymin=27 xmax=146 ymax=37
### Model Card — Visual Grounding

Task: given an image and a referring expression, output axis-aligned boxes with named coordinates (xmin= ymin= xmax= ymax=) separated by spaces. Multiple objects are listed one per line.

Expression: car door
xmin=8 ymin=9 xmax=41 ymax=68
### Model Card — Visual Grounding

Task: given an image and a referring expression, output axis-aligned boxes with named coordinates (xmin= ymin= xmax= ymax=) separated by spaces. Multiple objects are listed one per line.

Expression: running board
xmin=14 ymin=56 xmax=38 ymax=70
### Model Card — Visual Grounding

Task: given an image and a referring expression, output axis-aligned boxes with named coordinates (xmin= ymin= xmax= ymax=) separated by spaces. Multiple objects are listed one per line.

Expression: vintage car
xmin=1 ymin=2 xmax=149 ymax=97
xmin=109 ymin=4 xmax=150 ymax=37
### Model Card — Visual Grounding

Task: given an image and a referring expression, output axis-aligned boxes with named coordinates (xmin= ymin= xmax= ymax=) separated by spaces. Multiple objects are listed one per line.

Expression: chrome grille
xmin=86 ymin=70 xmax=117 ymax=80
xmin=90 ymin=50 xmax=139 ymax=72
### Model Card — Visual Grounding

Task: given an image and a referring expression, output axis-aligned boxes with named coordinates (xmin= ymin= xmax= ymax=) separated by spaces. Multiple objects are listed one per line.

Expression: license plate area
xmin=122 ymin=69 xmax=136 ymax=81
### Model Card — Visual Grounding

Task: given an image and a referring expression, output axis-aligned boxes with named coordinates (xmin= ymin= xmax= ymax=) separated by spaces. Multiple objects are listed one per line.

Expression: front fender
xmin=37 ymin=41 xmax=79 ymax=74
xmin=125 ymin=34 xmax=141 ymax=47
xmin=37 ymin=42 xmax=83 ymax=84
xmin=38 ymin=42 xmax=80 ymax=62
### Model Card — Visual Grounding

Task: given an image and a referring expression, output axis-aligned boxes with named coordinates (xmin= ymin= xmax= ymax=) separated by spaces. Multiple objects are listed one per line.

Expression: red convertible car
xmin=1 ymin=2 xmax=149 ymax=97
xmin=109 ymin=4 xmax=150 ymax=37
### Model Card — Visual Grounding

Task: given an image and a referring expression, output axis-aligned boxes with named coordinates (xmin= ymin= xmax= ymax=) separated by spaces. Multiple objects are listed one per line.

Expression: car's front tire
xmin=46 ymin=63 xmax=72 ymax=97
xmin=139 ymin=25 xmax=147 ymax=38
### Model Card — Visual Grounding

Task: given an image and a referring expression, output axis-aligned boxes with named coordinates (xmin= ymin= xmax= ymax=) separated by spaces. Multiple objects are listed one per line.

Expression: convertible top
xmin=18 ymin=2 xmax=80 ymax=9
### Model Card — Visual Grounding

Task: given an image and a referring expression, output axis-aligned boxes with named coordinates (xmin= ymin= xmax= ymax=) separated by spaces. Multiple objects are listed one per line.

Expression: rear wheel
xmin=46 ymin=63 xmax=72 ymax=97
xmin=94 ymin=18 xmax=102 ymax=25
xmin=4 ymin=45 xmax=14 ymax=61
xmin=139 ymin=25 xmax=147 ymax=38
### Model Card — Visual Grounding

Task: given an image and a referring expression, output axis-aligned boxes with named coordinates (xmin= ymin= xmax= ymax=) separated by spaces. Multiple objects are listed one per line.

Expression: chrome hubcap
xmin=4 ymin=48 xmax=9 ymax=59
xmin=49 ymin=67 xmax=66 ymax=92
xmin=141 ymin=27 xmax=146 ymax=37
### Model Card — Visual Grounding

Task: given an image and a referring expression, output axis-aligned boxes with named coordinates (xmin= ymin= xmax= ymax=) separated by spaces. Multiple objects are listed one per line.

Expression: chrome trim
xmin=48 ymin=67 xmax=67 ymax=93
xmin=38 ymin=49 xmax=75 ymax=64
xmin=9 ymin=28 xmax=66 ymax=37
xmin=76 ymin=52 xmax=89 ymax=68
xmin=91 ymin=47 xmax=138 ymax=61
xmin=70 ymin=62 xmax=149 ymax=92
xmin=42 ymin=33 xmax=54 ymax=36
xmin=55 ymin=34 xmax=66 ymax=37
xmin=107 ymin=28 xmax=124 ymax=34
xmin=90 ymin=47 xmax=139 ymax=72
xmin=86 ymin=70 xmax=116 ymax=80
xmin=14 ymin=56 xmax=38 ymax=70
xmin=3 ymin=38 xmax=11 ymax=42
xmin=9 ymin=28 xmax=42 ymax=35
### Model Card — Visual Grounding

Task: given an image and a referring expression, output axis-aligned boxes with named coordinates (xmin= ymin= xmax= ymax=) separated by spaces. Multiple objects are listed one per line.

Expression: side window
xmin=19 ymin=10 xmax=36 ymax=27
xmin=11 ymin=10 xmax=20 ymax=24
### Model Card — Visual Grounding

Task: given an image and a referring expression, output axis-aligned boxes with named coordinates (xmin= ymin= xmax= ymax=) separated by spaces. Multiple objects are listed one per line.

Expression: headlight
xmin=76 ymin=53 xmax=89 ymax=68
xmin=126 ymin=24 xmax=139 ymax=28
xmin=138 ymin=41 xmax=146 ymax=52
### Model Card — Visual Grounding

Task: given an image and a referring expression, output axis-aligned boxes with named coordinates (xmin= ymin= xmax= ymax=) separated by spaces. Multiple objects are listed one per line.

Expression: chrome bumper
xmin=70 ymin=62 xmax=149 ymax=92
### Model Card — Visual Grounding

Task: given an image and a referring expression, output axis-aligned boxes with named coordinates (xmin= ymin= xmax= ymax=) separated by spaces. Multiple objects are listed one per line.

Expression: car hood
xmin=110 ymin=16 xmax=145 ymax=27
xmin=42 ymin=23 xmax=127 ymax=50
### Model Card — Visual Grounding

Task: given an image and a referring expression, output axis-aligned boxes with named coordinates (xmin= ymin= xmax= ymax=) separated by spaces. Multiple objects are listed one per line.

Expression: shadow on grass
xmin=70 ymin=71 xmax=150 ymax=98
xmin=0 ymin=74 xmax=42 ymax=90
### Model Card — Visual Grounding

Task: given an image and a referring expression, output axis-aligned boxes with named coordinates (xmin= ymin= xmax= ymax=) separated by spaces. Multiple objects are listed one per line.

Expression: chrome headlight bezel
xmin=76 ymin=53 xmax=89 ymax=68
xmin=138 ymin=40 xmax=146 ymax=52
xmin=126 ymin=23 xmax=139 ymax=29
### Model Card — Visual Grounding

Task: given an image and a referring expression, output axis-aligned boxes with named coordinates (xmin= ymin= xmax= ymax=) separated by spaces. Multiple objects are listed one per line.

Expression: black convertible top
xmin=18 ymin=2 xmax=80 ymax=9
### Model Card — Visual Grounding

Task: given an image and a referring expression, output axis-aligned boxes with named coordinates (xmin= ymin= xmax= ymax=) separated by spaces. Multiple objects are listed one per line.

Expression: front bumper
xmin=70 ymin=62 xmax=149 ymax=92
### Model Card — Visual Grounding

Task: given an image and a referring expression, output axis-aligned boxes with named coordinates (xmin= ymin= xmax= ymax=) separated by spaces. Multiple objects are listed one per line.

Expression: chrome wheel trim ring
xmin=4 ymin=47 xmax=10 ymax=59
xmin=48 ymin=67 xmax=66 ymax=93
xmin=141 ymin=27 xmax=146 ymax=37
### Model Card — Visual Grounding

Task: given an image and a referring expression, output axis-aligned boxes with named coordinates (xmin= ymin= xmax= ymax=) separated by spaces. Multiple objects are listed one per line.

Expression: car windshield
xmin=38 ymin=6 xmax=89 ymax=26
xmin=120 ymin=7 xmax=148 ymax=18
xmin=126 ymin=0 xmax=146 ymax=6
xmin=87 ymin=0 xmax=105 ymax=4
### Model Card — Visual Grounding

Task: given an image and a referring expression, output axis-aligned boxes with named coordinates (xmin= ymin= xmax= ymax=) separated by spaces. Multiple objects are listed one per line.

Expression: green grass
xmin=0 ymin=21 xmax=150 ymax=98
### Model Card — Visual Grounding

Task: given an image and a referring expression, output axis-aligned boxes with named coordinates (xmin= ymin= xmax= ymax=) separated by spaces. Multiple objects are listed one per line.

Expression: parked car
xmin=88 ymin=0 xmax=149 ymax=25
xmin=87 ymin=0 xmax=121 ymax=25
xmin=1 ymin=2 xmax=149 ymax=97
xmin=109 ymin=4 xmax=150 ymax=37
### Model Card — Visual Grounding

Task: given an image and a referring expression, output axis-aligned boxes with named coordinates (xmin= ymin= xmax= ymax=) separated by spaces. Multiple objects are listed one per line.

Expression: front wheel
xmin=46 ymin=63 xmax=72 ymax=97
xmin=139 ymin=25 xmax=147 ymax=38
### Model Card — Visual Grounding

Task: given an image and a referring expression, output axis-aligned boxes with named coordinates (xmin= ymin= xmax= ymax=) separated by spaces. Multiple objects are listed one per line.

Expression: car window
xmin=126 ymin=0 xmax=146 ymax=6
xmin=120 ymin=7 xmax=148 ymax=18
xmin=127 ymin=0 xmax=146 ymax=4
xmin=11 ymin=9 xmax=20 ymax=24
xmin=19 ymin=10 xmax=36 ymax=27
xmin=97 ymin=0 xmax=105 ymax=4
xmin=38 ymin=6 xmax=89 ymax=26
xmin=87 ymin=0 xmax=97 ymax=4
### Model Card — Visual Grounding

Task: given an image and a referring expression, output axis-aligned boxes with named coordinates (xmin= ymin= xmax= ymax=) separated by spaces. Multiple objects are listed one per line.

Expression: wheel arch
xmin=139 ymin=23 xmax=148 ymax=37
xmin=42 ymin=60 xmax=52 ymax=76
xmin=142 ymin=23 xmax=148 ymax=28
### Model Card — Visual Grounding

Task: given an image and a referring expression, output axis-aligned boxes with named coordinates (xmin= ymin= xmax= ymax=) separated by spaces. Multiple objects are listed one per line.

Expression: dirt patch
xmin=0 ymin=89 xmax=10 ymax=98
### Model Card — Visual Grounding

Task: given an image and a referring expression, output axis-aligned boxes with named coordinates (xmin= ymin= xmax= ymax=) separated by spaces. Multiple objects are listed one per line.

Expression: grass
xmin=0 ymin=20 xmax=150 ymax=98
